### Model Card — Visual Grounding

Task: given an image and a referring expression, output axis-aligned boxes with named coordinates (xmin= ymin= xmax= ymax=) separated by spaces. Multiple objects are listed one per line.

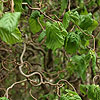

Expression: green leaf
xmin=70 ymin=11 xmax=80 ymax=24
xmin=38 ymin=30 xmax=46 ymax=42
xmin=80 ymin=84 xmax=89 ymax=95
xmin=65 ymin=32 xmax=80 ymax=54
xmin=79 ymin=13 xmax=98 ymax=32
xmin=63 ymin=11 xmax=80 ymax=28
xmin=46 ymin=22 xmax=67 ymax=50
xmin=63 ymin=11 xmax=70 ymax=29
xmin=80 ymin=7 xmax=88 ymax=15
xmin=14 ymin=0 xmax=23 ymax=12
xmin=78 ymin=0 xmax=84 ymax=8
xmin=77 ymin=30 xmax=90 ymax=48
xmin=29 ymin=15 xmax=44 ymax=34
xmin=97 ymin=0 xmax=100 ymax=6
xmin=0 ymin=97 xmax=9 ymax=100
xmin=69 ymin=52 xmax=91 ymax=81
xmin=29 ymin=18 xmax=41 ymax=34
xmin=80 ymin=84 xmax=100 ymax=100
xmin=79 ymin=13 xmax=93 ymax=30
xmin=61 ymin=0 xmax=68 ymax=11
xmin=30 ymin=10 xmax=40 ymax=19
xmin=0 ymin=12 xmax=22 ymax=44
xmin=60 ymin=96 xmax=67 ymax=100
xmin=0 ymin=12 xmax=21 ymax=32
xmin=0 ymin=28 xmax=22 ymax=44
xmin=60 ymin=89 xmax=82 ymax=100
xmin=90 ymin=50 xmax=96 ymax=75
xmin=88 ymin=20 xmax=98 ymax=32
xmin=88 ymin=0 xmax=96 ymax=7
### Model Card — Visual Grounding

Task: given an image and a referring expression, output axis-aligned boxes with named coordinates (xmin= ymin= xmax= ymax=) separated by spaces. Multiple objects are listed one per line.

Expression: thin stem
xmin=29 ymin=89 xmax=37 ymax=100
xmin=76 ymin=25 xmax=95 ymax=51
xmin=11 ymin=0 xmax=14 ymax=12
xmin=5 ymin=79 xmax=27 ymax=98
xmin=68 ymin=0 xmax=71 ymax=11
xmin=37 ymin=17 xmax=44 ymax=30
xmin=93 ymin=75 xmax=100 ymax=84
xmin=22 ymin=2 xmax=57 ymax=22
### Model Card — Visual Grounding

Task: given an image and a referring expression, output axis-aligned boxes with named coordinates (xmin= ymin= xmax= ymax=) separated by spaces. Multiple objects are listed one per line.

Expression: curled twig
xmin=2 ymin=61 xmax=10 ymax=71
xmin=29 ymin=89 xmax=37 ymax=100
xmin=58 ymin=79 xmax=76 ymax=92
xmin=56 ymin=79 xmax=76 ymax=97
xmin=5 ymin=79 xmax=27 ymax=98
xmin=93 ymin=75 xmax=100 ymax=84
xmin=22 ymin=2 xmax=41 ymax=10
xmin=22 ymin=2 xmax=57 ymax=22
xmin=19 ymin=43 xmax=43 ymax=84
xmin=76 ymin=25 xmax=95 ymax=51
xmin=37 ymin=17 xmax=44 ymax=30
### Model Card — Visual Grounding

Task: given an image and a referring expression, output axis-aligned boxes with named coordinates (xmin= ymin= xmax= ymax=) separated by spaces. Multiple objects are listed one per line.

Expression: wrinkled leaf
xmin=29 ymin=18 xmax=41 ymax=34
xmin=60 ymin=89 xmax=82 ymax=100
xmin=29 ymin=15 xmax=44 ymax=34
xmin=69 ymin=53 xmax=91 ymax=81
xmin=14 ymin=0 xmax=23 ymax=12
xmin=0 ymin=12 xmax=22 ymax=44
xmin=0 ymin=12 xmax=21 ymax=32
xmin=79 ymin=13 xmax=98 ymax=32
xmin=63 ymin=11 xmax=70 ymax=29
xmin=70 ymin=11 xmax=80 ymax=24
xmin=30 ymin=10 xmax=40 ymax=19
xmin=46 ymin=22 xmax=67 ymax=50
xmin=65 ymin=32 xmax=80 ymax=54
xmin=61 ymin=0 xmax=68 ymax=11
xmin=0 ymin=28 xmax=22 ymax=44
xmin=80 ymin=84 xmax=100 ymax=100
xmin=38 ymin=30 xmax=46 ymax=42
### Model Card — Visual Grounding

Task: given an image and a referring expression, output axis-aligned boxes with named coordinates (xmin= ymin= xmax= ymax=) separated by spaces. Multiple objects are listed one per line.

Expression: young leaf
xmin=60 ymin=89 xmax=82 ymax=100
xmin=79 ymin=0 xmax=84 ymax=8
xmin=30 ymin=10 xmax=40 ymax=19
xmin=14 ymin=0 xmax=23 ymax=12
xmin=0 ymin=12 xmax=22 ymax=44
xmin=29 ymin=18 xmax=41 ymax=34
xmin=46 ymin=22 xmax=67 ymax=50
xmin=80 ymin=84 xmax=100 ymax=100
xmin=0 ymin=28 xmax=22 ymax=44
xmin=90 ymin=50 xmax=96 ymax=75
xmin=61 ymin=0 xmax=68 ymax=11
xmin=0 ymin=97 xmax=9 ymax=100
xmin=63 ymin=11 xmax=70 ymax=29
xmin=80 ymin=84 xmax=88 ymax=95
xmin=97 ymin=0 xmax=100 ymax=6
xmin=0 ymin=12 xmax=21 ymax=32
xmin=88 ymin=19 xmax=98 ymax=32
xmin=69 ymin=52 xmax=91 ymax=81
xmin=65 ymin=32 xmax=80 ymax=54
xmin=79 ymin=13 xmax=98 ymax=32
xmin=79 ymin=13 xmax=93 ymax=30
xmin=29 ymin=15 xmax=44 ymax=34
xmin=70 ymin=11 xmax=80 ymax=24
xmin=38 ymin=30 xmax=46 ymax=42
